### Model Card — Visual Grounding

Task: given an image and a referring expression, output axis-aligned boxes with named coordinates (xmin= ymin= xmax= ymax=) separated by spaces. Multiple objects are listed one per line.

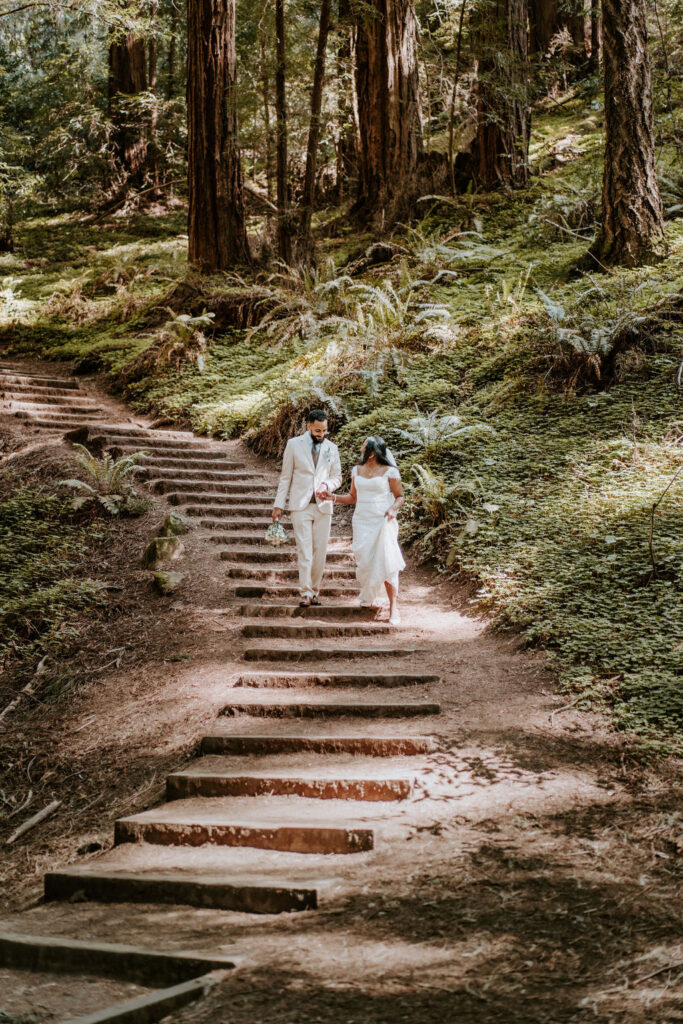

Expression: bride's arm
xmin=385 ymin=477 xmax=405 ymax=520
xmin=318 ymin=480 xmax=357 ymax=505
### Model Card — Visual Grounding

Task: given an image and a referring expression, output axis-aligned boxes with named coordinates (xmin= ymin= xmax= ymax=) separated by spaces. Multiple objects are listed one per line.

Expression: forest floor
xmin=1 ymin=99 xmax=682 ymax=753
xmin=0 ymin=362 xmax=681 ymax=1024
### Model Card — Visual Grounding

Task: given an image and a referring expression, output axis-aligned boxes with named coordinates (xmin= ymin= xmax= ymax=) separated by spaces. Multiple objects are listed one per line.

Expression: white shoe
xmin=389 ymin=611 xmax=401 ymax=626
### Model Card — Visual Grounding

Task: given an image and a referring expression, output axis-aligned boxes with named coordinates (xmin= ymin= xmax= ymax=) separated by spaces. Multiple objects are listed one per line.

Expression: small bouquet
xmin=265 ymin=521 xmax=290 ymax=547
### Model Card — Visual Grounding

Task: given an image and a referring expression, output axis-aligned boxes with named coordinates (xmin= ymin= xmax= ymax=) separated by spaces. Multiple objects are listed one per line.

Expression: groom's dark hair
xmin=307 ymin=408 xmax=328 ymax=424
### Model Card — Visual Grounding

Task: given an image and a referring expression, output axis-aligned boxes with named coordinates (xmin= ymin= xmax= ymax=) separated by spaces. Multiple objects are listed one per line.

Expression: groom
xmin=272 ymin=409 xmax=342 ymax=607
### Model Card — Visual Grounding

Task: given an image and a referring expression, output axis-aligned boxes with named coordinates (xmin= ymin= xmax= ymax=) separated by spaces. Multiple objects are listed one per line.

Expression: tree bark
xmin=588 ymin=0 xmax=664 ymax=266
xmin=589 ymin=0 xmax=601 ymax=67
xmin=472 ymin=0 xmax=530 ymax=190
xmin=148 ymin=0 xmax=160 ymax=193
xmin=275 ymin=0 xmax=293 ymax=263
xmin=259 ymin=8 xmax=276 ymax=202
xmin=297 ymin=0 xmax=332 ymax=261
xmin=108 ymin=28 xmax=148 ymax=183
xmin=352 ymin=0 xmax=423 ymax=222
xmin=167 ymin=0 xmax=178 ymax=98
xmin=187 ymin=0 xmax=251 ymax=270
xmin=528 ymin=0 xmax=557 ymax=53
xmin=447 ymin=0 xmax=467 ymax=196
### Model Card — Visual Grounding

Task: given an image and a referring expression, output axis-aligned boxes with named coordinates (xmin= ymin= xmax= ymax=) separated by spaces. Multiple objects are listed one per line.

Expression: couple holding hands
xmin=272 ymin=409 xmax=405 ymax=625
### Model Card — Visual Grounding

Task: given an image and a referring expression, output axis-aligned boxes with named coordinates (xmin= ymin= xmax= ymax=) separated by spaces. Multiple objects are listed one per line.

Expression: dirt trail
xmin=0 ymin=359 xmax=680 ymax=1024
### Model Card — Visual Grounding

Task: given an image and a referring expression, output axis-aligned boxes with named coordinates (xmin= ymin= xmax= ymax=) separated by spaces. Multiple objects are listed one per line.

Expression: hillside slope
xmin=1 ymin=102 xmax=682 ymax=751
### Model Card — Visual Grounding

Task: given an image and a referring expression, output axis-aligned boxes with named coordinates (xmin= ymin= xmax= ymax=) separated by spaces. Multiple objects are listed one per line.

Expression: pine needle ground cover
xmin=1 ymin=107 xmax=681 ymax=752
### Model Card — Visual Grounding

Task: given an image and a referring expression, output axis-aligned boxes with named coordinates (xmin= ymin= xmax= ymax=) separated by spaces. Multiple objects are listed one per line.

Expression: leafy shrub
xmin=60 ymin=445 xmax=147 ymax=515
xmin=536 ymin=288 xmax=683 ymax=389
xmin=398 ymin=409 xmax=495 ymax=453
xmin=120 ymin=309 xmax=215 ymax=381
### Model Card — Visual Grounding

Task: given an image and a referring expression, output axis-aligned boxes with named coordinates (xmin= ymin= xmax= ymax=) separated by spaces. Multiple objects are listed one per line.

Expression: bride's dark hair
xmin=360 ymin=436 xmax=392 ymax=467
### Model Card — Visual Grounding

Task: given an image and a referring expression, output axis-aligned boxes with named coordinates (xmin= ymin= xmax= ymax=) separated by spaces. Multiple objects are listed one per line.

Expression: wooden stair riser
xmin=115 ymin=819 xmax=373 ymax=855
xmin=2 ymin=393 xmax=101 ymax=408
xmin=134 ymin=455 xmax=244 ymax=470
xmin=44 ymin=870 xmax=316 ymax=914
xmin=232 ymin=672 xmax=439 ymax=688
xmin=230 ymin=585 xmax=355 ymax=598
xmin=241 ymin=623 xmax=388 ymax=639
xmin=227 ymin=567 xmax=356 ymax=580
xmin=221 ymin=550 xmax=352 ymax=564
xmin=167 ymin=773 xmax=412 ymax=802
xmin=0 ymin=373 xmax=79 ymax=389
xmin=219 ymin=701 xmax=440 ymax=718
xmin=201 ymin=735 xmax=436 ymax=756
xmin=243 ymin=646 xmax=415 ymax=661
xmin=145 ymin=469 xmax=263 ymax=482
xmin=154 ymin=482 xmax=272 ymax=497
xmin=236 ymin=603 xmax=374 ymax=618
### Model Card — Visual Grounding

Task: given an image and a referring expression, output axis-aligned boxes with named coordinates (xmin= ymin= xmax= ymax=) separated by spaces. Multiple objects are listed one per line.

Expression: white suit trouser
xmin=290 ymin=504 xmax=332 ymax=598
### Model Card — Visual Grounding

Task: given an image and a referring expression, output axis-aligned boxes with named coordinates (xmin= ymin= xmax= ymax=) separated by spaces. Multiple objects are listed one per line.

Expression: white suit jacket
xmin=274 ymin=433 xmax=343 ymax=514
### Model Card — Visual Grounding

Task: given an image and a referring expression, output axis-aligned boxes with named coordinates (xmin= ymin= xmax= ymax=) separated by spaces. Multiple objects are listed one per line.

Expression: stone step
xmin=195 ymin=504 xmax=282 ymax=518
xmin=243 ymin=645 xmax=414 ymax=662
xmin=202 ymin=519 xmax=294 ymax=531
xmin=115 ymin=800 xmax=375 ymax=854
xmin=219 ymin=698 xmax=439 ymax=718
xmin=135 ymin=452 xmax=243 ymax=467
xmin=220 ymin=549 xmax=351 ymax=564
xmin=172 ymin=493 xmax=274 ymax=505
xmin=236 ymin=603 xmax=372 ymax=618
xmin=1 ymin=391 xmax=100 ymax=407
xmin=44 ymin=867 xmax=318 ymax=914
xmin=0 ymin=381 xmax=82 ymax=397
xmin=100 ymin=425 xmax=212 ymax=442
xmin=212 ymin=533 xmax=348 ymax=549
xmin=0 ymin=929 xmax=237 ymax=982
xmin=5 ymin=400 xmax=104 ymax=415
xmin=167 ymin=756 xmax=415 ymax=802
xmin=201 ymin=734 xmax=437 ymax=756
xmin=227 ymin=566 xmax=356 ymax=580
xmin=145 ymin=468 xmax=262 ymax=482
xmin=0 ymin=372 xmax=79 ymax=389
xmin=14 ymin=412 xmax=107 ymax=427
xmin=241 ymin=622 xmax=390 ymax=639
xmin=152 ymin=481 xmax=270 ymax=497
xmin=229 ymin=584 xmax=356 ymax=598
xmin=233 ymin=671 xmax=439 ymax=688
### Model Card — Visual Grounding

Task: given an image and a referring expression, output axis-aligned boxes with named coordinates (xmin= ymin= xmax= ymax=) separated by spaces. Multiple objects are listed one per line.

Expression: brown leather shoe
xmin=310 ymin=596 xmax=321 ymax=606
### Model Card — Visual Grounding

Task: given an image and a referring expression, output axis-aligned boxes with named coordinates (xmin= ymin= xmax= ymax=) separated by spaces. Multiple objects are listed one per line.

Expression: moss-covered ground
xmin=1 ymin=100 xmax=681 ymax=753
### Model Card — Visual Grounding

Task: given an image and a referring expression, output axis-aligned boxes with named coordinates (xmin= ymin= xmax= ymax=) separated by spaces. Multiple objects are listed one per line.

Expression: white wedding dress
xmin=351 ymin=466 xmax=406 ymax=606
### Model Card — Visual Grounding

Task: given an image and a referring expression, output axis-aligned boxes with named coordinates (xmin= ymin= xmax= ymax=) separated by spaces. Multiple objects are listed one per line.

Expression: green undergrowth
xmin=1 ymin=104 xmax=682 ymax=752
xmin=0 ymin=489 xmax=105 ymax=690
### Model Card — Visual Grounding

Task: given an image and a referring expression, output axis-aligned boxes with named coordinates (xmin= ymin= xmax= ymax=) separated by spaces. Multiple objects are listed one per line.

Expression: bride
xmin=318 ymin=436 xmax=405 ymax=625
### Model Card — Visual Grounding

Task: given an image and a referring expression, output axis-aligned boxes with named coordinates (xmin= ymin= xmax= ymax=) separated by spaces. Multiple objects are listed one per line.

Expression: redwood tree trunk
xmin=187 ymin=0 xmax=251 ymax=270
xmin=352 ymin=0 xmax=423 ymax=221
xmin=259 ymin=10 xmax=276 ymax=202
xmin=298 ymin=0 xmax=332 ymax=260
xmin=589 ymin=0 xmax=664 ymax=266
xmin=108 ymin=30 xmax=148 ymax=182
xmin=589 ymin=0 xmax=601 ymax=68
xmin=167 ymin=0 xmax=178 ymax=98
xmin=472 ymin=0 xmax=530 ymax=190
xmin=528 ymin=0 xmax=557 ymax=52
xmin=275 ymin=0 xmax=293 ymax=263
xmin=148 ymin=0 xmax=160 ymax=192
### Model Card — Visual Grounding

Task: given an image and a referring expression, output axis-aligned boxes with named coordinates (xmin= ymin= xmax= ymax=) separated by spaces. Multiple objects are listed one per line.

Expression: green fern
xmin=60 ymin=445 xmax=146 ymax=515
xmin=398 ymin=410 xmax=494 ymax=451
